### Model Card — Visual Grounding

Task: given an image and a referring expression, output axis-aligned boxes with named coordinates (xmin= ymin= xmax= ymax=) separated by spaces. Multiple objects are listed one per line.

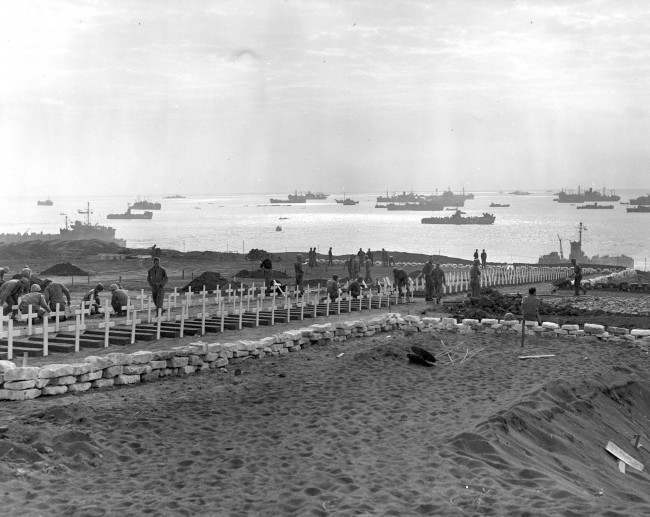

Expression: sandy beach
xmin=0 ymin=321 xmax=648 ymax=516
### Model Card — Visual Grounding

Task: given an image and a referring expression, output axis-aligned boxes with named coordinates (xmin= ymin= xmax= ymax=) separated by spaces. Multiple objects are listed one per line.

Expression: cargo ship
xmin=131 ymin=199 xmax=161 ymax=210
xmin=489 ymin=203 xmax=510 ymax=207
xmin=107 ymin=207 xmax=154 ymax=219
xmin=335 ymin=196 xmax=359 ymax=205
xmin=576 ymin=202 xmax=614 ymax=210
xmin=421 ymin=210 xmax=495 ymax=225
xmin=304 ymin=191 xmax=328 ymax=200
xmin=629 ymin=194 xmax=650 ymax=205
xmin=270 ymin=192 xmax=307 ymax=204
xmin=554 ymin=186 xmax=620 ymax=203
xmin=627 ymin=205 xmax=650 ymax=213
xmin=376 ymin=188 xmax=473 ymax=206
xmin=37 ymin=199 xmax=53 ymax=206
xmin=508 ymin=190 xmax=530 ymax=195
xmin=0 ymin=202 xmax=126 ymax=246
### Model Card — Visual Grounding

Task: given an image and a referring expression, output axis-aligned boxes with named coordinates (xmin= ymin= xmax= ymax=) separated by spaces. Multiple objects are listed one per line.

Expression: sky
xmin=1 ymin=0 xmax=649 ymax=196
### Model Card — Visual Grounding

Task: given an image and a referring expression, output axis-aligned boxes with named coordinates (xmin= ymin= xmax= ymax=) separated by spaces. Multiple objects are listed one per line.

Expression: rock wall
xmin=1 ymin=314 xmax=648 ymax=402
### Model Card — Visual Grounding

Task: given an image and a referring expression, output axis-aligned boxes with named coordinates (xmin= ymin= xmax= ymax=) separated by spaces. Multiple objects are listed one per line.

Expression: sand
xmin=0 ymin=327 xmax=648 ymax=516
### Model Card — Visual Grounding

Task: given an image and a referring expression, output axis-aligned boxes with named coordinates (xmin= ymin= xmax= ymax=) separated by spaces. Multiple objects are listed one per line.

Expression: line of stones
xmin=1 ymin=314 xmax=649 ymax=402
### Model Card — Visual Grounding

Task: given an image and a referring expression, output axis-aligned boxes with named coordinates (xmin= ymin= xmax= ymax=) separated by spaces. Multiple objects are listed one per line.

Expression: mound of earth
xmin=182 ymin=271 xmax=230 ymax=292
xmin=40 ymin=262 xmax=89 ymax=276
xmin=235 ymin=269 xmax=289 ymax=279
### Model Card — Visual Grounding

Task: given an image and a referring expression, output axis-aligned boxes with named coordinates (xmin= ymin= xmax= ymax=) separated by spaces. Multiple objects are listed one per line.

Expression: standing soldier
xmin=147 ymin=257 xmax=168 ymax=313
xmin=260 ymin=255 xmax=273 ymax=286
xmin=328 ymin=247 xmax=333 ymax=266
xmin=294 ymin=254 xmax=304 ymax=292
xmin=422 ymin=259 xmax=434 ymax=301
xmin=473 ymin=249 xmax=479 ymax=261
xmin=367 ymin=248 xmax=374 ymax=265
xmin=571 ymin=258 xmax=583 ymax=296
xmin=432 ymin=263 xmax=446 ymax=304
xmin=469 ymin=260 xmax=481 ymax=297
xmin=364 ymin=256 xmax=373 ymax=283
xmin=480 ymin=249 xmax=487 ymax=268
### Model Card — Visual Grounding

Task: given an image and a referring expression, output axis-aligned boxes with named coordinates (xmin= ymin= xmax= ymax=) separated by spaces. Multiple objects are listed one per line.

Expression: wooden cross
xmin=225 ymin=283 xmax=233 ymax=303
xmin=123 ymin=299 xmax=133 ymax=324
xmin=219 ymin=299 xmax=225 ymax=333
xmin=73 ymin=309 xmax=86 ymax=353
xmin=98 ymin=306 xmax=115 ymax=348
xmin=198 ymin=288 xmax=207 ymax=336
xmin=50 ymin=302 xmax=66 ymax=332
xmin=130 ymin=307 xmax=141 ymax=344
xmin=79 ymin=300 xmax=91 ymax=328
xmin=175 ymin=303 xmax=187 ymax=338
xmin=185 ymin=287 xmax=193 ymax=308
xmin=146 ymin=298 xmax=153 ymax=324
xmin=238 ymin=285 xmax=244 ymax=330
xmin=152 ymin=308 xmax=164 ymax=340
xmin=247 ymin=284 xmax=253 ymax=312
xmin=137 ymin=289 xmax=148 ymax=310
xmin=0 ymin=312 xmax=19 ymax=361
xmin=17 ymin=303 xmax=39 ymax=336
xmin=300 ymin=291 xmax=305 ymax=320
xmin=165 ymin=294 xmax=174 ymax=322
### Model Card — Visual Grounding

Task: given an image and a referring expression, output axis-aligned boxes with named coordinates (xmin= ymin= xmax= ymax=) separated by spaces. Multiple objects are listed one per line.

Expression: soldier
xmin=326 ymin=275 xmax=340 ymax=302
xmin=42 ymin=279 xmax=71 ymax=312
xmin=18 ymin=284 xmax=50 ymax=321
xmin=521 ymin=286 xmax=541 ymax=324
xmin=431 ymin=263 xmax=446 ymax=304
xmin=571 ymin=258 xmax=583 ymax=296
xmin=83 ymin=283 xmax=105 ymax=314
xmin=480 ymin=249 xmax=487 ymax=268
xmin=147 ymin=257 xmax=168 ymax=312
xmin=422 ymin=259 xmax=434 ymax=301
xmin=364 ymin=256 xmax=373 ymax=283
xmin=260 ymin=255 xmax=273 ymax=286
xmin=294 ymin=254 xmax=305 ymax=292
xmin=393 ymin=268 xmax=410 ymax=296
xmin=110 ymin=283 xmax=129 ymax=316
xmin=0 ymin=277 xmax=30 ymax=317
xmin=348 ymin=277 xmax=362 ymax=299
xmin=469 ymin=260 xmax=481 ymax=297
xmin=328 ymin=247 xmax=333 ymax=266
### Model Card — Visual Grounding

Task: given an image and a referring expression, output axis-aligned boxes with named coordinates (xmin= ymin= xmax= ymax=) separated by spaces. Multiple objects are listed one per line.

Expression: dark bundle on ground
xmin=40 ymin=262 xmax=89 ymax=276
xmin=235 ymin=269 xmax=289 ymax=279
xmin=181 ymin=272 xmax=230 ymax=292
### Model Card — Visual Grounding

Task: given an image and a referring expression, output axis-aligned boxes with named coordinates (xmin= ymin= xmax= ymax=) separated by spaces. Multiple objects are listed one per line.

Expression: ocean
xmin=1 ymin=190 xmax=649 ymax=268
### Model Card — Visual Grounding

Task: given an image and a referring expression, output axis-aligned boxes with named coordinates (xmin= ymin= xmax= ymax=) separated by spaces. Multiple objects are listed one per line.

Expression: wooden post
xmin=147 ymin=298 xmax=152 ymax=324
xmin=51 ymin=302 xmax=65 ymax=332
xmin=155 ymin=308 xmax=162 ymax=340
xmin=255 ymin=298 xmax=260 ymax=327
xmin=238 ymin=285 xmax=243 ymax=330
xmin=74 ymin=310 xmax=82 ymax=353
xmin=98 ymin=306 xmax=115 ymax=348
xmin=137 ymin=289 xmax=147 ymax=310
xmin=200 ymin=289 xmax=207 ymax=336
xmin=7 ymin=318 xmax=14 ymax=361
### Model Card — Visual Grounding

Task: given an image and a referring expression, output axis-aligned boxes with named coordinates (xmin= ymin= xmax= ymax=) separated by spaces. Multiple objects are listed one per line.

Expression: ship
xmin=1 ymin=203 xmax=126 ymax=246
xmin=164 ymin=194 xmax=186 ymax=199
xmin=629 ymin=194 xmax=650 ymax=205
xmin=508 ymin=190 xmax=530 ymax=195
xmin=627 ymin=205 xmax=650 ymax=213
xmin=538 ymin=222 xmax=633 ymax=268
xmin=554 ymin=186 xmax=620 ymax=203
xmin=376 ymin=188 xmax=473 ymax=206
xmin=37 ymin=199 xmax=53 ymax=206
xmin=304 ymin=191 xmax=328 ymax=200
xmin=270 ymin=191 xmax=307 ymax=204
xmin=131 ymin=199 xmax=162 ymax=210
xmin=386 ymin=201 xmax=446 ymax=211
xmin=107 ymin=207 xmax=154 ymax=219
xmin=421 ymin=210 xmax=495 ymax=225
xmin=335 ymin=194 xmax=359 ymax=205
xmin=489 ymin=203 xmax=510 ymax=207
xmin=576 ymin=202 xmax=614 ymax=210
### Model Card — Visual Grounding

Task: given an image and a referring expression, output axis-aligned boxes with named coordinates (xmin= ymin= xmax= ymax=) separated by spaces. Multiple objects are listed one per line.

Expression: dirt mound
xmin=182 ymin=271 xmax=230 ymax=292
xmin=41 ymin=262 xmax=89 ymax=276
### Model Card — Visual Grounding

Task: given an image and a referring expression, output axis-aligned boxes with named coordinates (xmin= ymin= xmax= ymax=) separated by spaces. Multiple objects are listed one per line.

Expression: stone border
xmin=0 ymin=314 xmax=648 ymax=402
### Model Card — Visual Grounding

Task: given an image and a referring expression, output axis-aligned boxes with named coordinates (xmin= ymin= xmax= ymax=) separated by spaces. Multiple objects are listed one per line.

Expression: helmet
xmin=109 ymin=283 xmax=118 ymax=291
xmin=30 ymin=284 xmax=42 ymax=292
xmin=95 ymin=283 xmax=104 ymax=292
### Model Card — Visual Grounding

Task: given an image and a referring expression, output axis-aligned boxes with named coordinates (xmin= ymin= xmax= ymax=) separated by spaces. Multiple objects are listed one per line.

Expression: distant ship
xmin=421 ymin=210 xmax=495 ymax=225
xmin=131 ymin=200 xmax=162 ymax=210
xmin=385 ymin=201 xmax=446 ymax=211
xmin=335 ymin=194 xmax=359 ymax=205
xmin=489 ymin=203 xmax=510 ymax=207
xmin=164 ymin=194 xmax=186 ymax=199
xmin=107 ymin=207 xmax=154 ymax=219
xmin=376 ymin=189 xmax=473 ymax=207
xmin=627 ymin=205 xmax=650 ymax=213
xmin=539 ymin=222 xmax=633 ymax=268
xmin=629 ymin=194 xmax=650 ymax=205
xmin=576 ymin=202 xmax=614 ymax=210
xmin=304 ymin=191 xmax=328 ymax=200
xmin=1 ymin=202 xmax=126 ymax=246
xmin=508 ymin=190 xmax=530 ymax=195
xmin=37 ymin=199 xmax=53 ymax=206
xmin=554 ymin=186 xmax=620 ymax=203
xmin=270 ymin=192 xmax=307 ymax=203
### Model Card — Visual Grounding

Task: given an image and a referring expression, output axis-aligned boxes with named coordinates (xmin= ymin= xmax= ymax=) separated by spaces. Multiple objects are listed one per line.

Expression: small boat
xmin=37 ymin=199 xmax=53 ymax=206
xmin=164 ymin=194 xmax=185 ymax=199
xmin=422 ymin=210 xmax=495 ymax=225
xmin=107 ymin=207 xmax=153 ymax=220
xmin=336 ymin=195 xmax=359 ymax=205
xmin=489 ymin=203 xmax=510 ymax=207
xmin=508 ymin=190 xmax=530 ymax=195
xmin=627 ymin=205 xmax=650 ymax=213
xmin=275 ymin=225 xmax=282 ymax=231
xmin=576 ymin=202 xmax=614 ymax=210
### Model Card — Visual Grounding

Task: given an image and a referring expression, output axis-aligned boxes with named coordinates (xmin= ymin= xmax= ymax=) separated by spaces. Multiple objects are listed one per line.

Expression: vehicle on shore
xmin=421 ymin=210 xmax=495 ymax=225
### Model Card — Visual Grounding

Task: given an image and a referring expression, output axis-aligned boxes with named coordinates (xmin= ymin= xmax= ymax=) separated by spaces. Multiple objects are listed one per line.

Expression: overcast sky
xmin=1 ymin=0 xmax=649 ymax=196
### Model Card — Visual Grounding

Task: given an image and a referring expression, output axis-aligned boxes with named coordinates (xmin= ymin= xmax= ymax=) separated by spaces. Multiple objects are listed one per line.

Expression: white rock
xmin=84 ymin=356 xmax=113 ymax=369
xmin=0 ymin=388 xmax=41 ymax=400
xmin=92 ymin=378 xmax=114 ymax=388
xmin=4 ymin=366 xmax=40 ymax=382
xmin=3 ymin=380 xmax=37 ymax=390
xmin=38 ymin=364 xmax=74 ymax=379
xmin=68 ymin=382 xmax=92 ymax=393
xmin=114 ymin=374 xmax=141 ymax=385
xmin=130 ymin=351 xmax=153 ymax=364
xmin=583 ymin=323 xmax=605 ymax=334
xmin=561 ymin=324 xmax=580 ymax=331
xmin=105 ymin=352 xmax=132 ymax=365
xmin=70 ymin=363 xmax=92 ymax=375
xmin=541 ymin=322 xmax=560 ymax=330
xmin=0 ymin=360 xmax=16 ymax=373
xmin=78 ymin=370 xmax=103 ymax=382
xmin=631 ymin=329 xmax=650 ymax=337
xmin=51 ymin=375 xmax=77 ymax=386
xmin=42 ymin=385 xmax=68 ymax=396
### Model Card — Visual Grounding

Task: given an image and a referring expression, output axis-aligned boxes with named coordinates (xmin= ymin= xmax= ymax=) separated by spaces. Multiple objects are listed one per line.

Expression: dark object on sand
xmin=41 ymin=262 xmax=89 ymax=276
xmin=408 ymin=346 xmax=436 ymax=367
xmin=181 ymin=271 xmax=230 ymax=292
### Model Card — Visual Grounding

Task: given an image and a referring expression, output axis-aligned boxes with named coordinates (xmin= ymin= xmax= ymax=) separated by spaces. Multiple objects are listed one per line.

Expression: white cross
xmin=73 ymin=309 xmax=87 ymax=353
xmin=122 ymin=300 xmax=134 ymax=325
xmin=16 ymin=303 xmax=39 ymax=336
xmin=152 ymin=308 xmax=164 ymax=340
xmin=0 ymin=312 xmax=21 ymax=361
xmin=79 ymin=300 xmax=91 ymax=327
xmin=130 ymin=307 xmax=141 ymax=344
xmin=50 ymin=302 xmax=66 ymax=332
xmin=98 ymin=306 xmax=115 ymax=348
xmin=166 ymin=294 xmax=174 ymax=322
xmin=137 ymin=289 xmax=148 ymax=310
xmin=225 ymin=284 xmax=233 ymax=303
xmin=175 ymin=303 xmax=187 ymax=338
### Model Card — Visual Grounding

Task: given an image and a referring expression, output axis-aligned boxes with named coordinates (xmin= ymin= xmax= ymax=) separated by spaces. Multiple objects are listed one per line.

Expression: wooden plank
xmin=605 ymin=441 xmax=644 ymax=472
xmin=518 ymin=354 xmax=556 ymax=360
